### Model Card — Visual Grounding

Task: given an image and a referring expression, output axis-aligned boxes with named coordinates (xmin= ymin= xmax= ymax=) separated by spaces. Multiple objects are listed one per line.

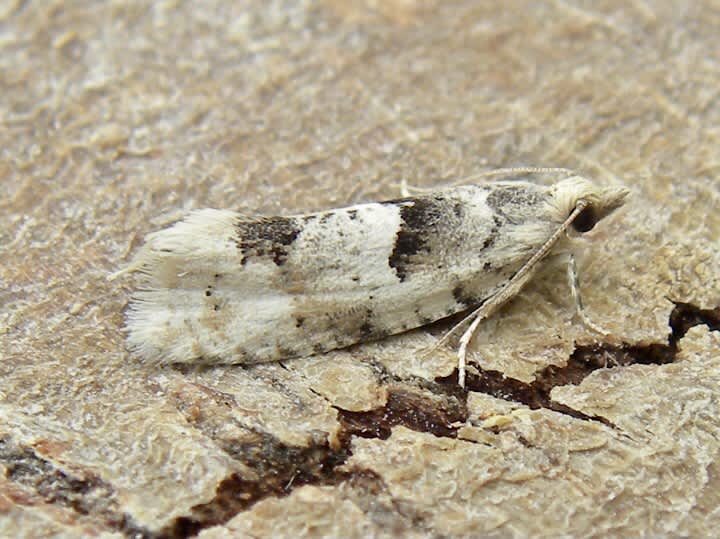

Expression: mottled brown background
xmin=2 ymin=1 xmax=720 ymax=538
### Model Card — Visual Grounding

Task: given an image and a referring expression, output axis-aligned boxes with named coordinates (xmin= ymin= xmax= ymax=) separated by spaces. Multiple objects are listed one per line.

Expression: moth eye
xmin=571 ymin=205 xmax=598 ymax=233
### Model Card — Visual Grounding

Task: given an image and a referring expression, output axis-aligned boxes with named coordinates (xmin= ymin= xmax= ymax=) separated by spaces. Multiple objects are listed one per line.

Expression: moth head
xmin=552 ymin=177 xmax=629 ymax=234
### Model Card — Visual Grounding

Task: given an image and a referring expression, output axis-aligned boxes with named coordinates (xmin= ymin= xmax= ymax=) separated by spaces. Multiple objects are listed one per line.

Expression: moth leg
xmin=422 ymin=298 xmax=493 ymax=388
xmin=453 ymin=274 xmax=538 ymax=388
xmin=439 ymin=258 xmax=542 ymax=387
xmin=446 ymin=205 xmax=591 ymax=387
xmin=456 ymin=313 xmax=486 ymax=388
xmin=566 ymin=253 xmax=609 ymax=335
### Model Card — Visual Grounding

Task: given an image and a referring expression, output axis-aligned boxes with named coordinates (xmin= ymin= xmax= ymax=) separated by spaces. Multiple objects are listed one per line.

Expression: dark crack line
xmin=437 ymin=367 xmax=617 ymax=428
xmin=155 ymin=300 xmax=720 ymax=538
xmin=10 ymin=303 xmax=715 ymax=538
xmin=335 ymin=387 xmax=467 ymax=441
xmin=0 ymin=437 xmax=153 ymax=539
xmin=158 ymin=427 xmax=354 ymax=539
xmin=342 ymin=469 xmax=437 ymax=534
xmin=435 ymin=300 xmax=720 ymax=427
xmin=161 ymin=385 xmax=467 ymax=538
xmin=669 ymin=300 xmax=720 ymax=344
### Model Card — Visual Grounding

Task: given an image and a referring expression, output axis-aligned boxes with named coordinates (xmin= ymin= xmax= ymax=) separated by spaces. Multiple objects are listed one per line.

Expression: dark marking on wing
xmin=357 ymin=308 xmax=378 ymax=339
xmin=359 ymin=320 xmax=374 ymax=338
xmin=452 ymin=285 xmax=477 ymax=307
xmin=231 ymin=346 xmax=255 ymax=364
xmin=486 ymin=185 xmax=546 ymax=224
xmin=347 ymin=209 xmax=358 ymax=220
xmin=480 ymin=215 xmax=503 ymax=251
xmin=413 ymin=307 xmax=434 ymax=326
xmin=277 ymin=345 xmax=299 ymax=359
xmin=236 ymin=216 xmax=302 ymax=266
xmin=387 ymin=197 xmax=445 ymax=282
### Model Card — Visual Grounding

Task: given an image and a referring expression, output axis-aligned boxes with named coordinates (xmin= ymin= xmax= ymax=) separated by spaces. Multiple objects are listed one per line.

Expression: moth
xmin=117 ymin=170 xmax=628 ymax=387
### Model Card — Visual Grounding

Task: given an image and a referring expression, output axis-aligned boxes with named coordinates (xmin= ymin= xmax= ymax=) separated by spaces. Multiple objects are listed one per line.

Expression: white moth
xmin=116 ymin=171 xmax=628 ymax=387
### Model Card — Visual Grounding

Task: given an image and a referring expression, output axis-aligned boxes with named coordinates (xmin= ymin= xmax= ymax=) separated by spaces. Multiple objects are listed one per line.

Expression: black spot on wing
xmin=359 ymin=321 xmax=374 ymax=338
xmin=231 ymin=346 xmax=260 ymax=365
xmin=480 ymin=215 xmax=502 ymax=251
xmin=356 ymin=307 xmax=386 ymax=340
xmin=236 ymin=216 xmax=302 ymax=266
xmin=453 ymin=202 xmax=463 ymax=217
xmin=418 ymin=315 xmax=435 ymax=326
xmin=387 ymin=197 xmax=445 ymax=282
xmin=452 ymin=285 xmax=477 ymax=307
xmin=355 ymin=323 xmax=390 ymax=343
xmin=277 ymin=345 xmax=300 ymax=359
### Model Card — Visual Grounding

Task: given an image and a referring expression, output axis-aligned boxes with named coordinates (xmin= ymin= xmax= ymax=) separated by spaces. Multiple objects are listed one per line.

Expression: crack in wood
xmin=0 ymin=437 xmax=153 ymax=538
xmin=436 ymin=300 xmax=719 ymax=425
xmin=4 ymin=302 xmax=717 ymax=539
xmin=336 ymin=387 xmax=466 ymax=440
xmin=158 ymin=431 xmax=353 ymax=538
xmin=152 ymin=300 xmax=720 ymax=538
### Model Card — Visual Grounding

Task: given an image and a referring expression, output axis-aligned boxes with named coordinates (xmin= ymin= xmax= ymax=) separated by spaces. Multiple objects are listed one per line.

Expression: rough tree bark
xmin=1 ymin=1 xmax=719 ymax=537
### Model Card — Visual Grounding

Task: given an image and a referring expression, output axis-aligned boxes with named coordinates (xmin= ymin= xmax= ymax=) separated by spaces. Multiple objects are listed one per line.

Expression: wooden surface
xmin=2 ymin=1 xmax=720 ymax=537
